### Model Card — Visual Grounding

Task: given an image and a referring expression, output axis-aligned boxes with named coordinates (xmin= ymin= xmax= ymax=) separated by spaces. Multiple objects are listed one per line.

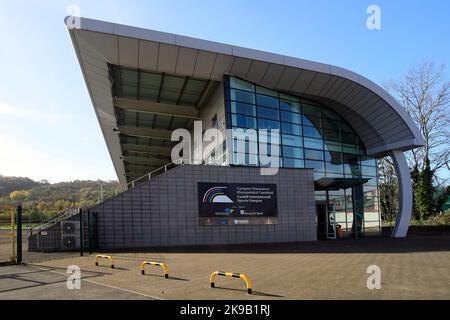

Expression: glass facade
xmin=224 ymin=75 xmax=381 ymax=237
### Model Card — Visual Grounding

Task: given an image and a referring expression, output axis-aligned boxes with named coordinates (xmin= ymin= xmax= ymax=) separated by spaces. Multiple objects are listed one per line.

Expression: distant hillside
xmin=0 ymin=176 xmax=121 ymax=222
xmin=0 ymin=175 xmax=47 ymax=197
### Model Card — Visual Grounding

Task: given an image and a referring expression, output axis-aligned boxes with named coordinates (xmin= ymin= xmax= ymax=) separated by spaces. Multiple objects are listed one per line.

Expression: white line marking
xmin=27 ymin=264 xmax=165 ymax=300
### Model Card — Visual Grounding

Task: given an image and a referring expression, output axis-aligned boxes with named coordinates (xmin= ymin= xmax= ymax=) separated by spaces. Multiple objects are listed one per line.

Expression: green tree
xmin=415 ymin=158 xmax=435 ymax=220
xmin=29 ymin=206 xmax=44 ymax=222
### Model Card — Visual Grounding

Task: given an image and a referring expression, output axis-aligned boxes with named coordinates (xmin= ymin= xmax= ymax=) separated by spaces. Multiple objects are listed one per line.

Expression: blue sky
xmin=0 ymin=0 xmax=449 ymax=182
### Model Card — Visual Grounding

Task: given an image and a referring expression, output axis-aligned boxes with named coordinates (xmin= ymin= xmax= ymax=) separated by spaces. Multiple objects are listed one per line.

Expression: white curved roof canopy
xmin=67 ymin=17 xmax=423 ymax=187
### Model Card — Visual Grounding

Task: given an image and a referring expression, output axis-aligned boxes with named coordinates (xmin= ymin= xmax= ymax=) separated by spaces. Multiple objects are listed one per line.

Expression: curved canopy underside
xmin=67 ymin=17 xmax=423 ymax=187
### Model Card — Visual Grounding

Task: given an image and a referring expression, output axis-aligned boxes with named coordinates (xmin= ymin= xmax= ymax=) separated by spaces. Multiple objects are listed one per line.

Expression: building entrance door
xmin=317 ymin=201 xmax=336 ymax=240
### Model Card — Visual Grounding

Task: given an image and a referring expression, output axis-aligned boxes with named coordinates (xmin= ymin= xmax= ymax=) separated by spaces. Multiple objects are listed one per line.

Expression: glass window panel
xmin=322 ymin=108 xmax=341 ymax=120
xmin=140 ymin=72 xmax=161 ymax=88
xmin=342 ymin=132 xmax=359 ymax=145
xmin=183 ymin=79 xmax=207 ymax=95
xmin=280 ymin=99 xmax=301 ymax=113
xmin=344 ymin=163 xmax=361 ymax=177
xmin=281 ymin=123 xmax=301 ymax=135
xmin=326 ymin=162 xmax=344 ymax=175
xmin=139 ymin=88 xmax=159 ymax=100
xmin=303 ymin=125 xmax=322 ymax=138
xmin=361 ymin=157 xmax=377 ymax=167
xmin=322 ymin=129 xmax=341 ymax=142
xmin=305 ymin=148 xmax=324 ymax=160
xmin=304 ymin=137 xmax=324 ymax=150
xmin=341 ymin=122 xmax=355 ymax=133
xmin=283 ymin=158 xmax=304 ymax=168
xmin=282 ymin=134 xmax=302 ymax=147
xmin=280 ymin=111 xmax=301 ymax=124
xmin=362 ymin=165 xmax=377 ymax=177
xmin=119 ymin=68 xmax=138 ymax=86
xmin=305 ymin=160 xmax=325 ymax=171
xmin=324 ymin=151 xmax=343 ymax=163
xmin=324 ymin=141 xmax=343 ymax=153
xmin=256 ymin=94 xmax=279 ymax=108
xmin=314 ymin=171 xmax=326 ymax=180
xmin=232 ymin=114 xmax=257 ymax=128
xmin=233 ymin=152 xmax=258 ymax=166
xmin=366 ymin=178 xmax=378 ymax=186
xmin=322 ymin=118 xmax=341 ymax=131
xmin=233 ymin=139 xmax=258 ymax=155
xmin=230 ymin=77 xmax=255 ymax=92
xmin=342 ymin=153 xmax=360 ymax=164
xmin=256 ymin=86 xmax=278 ymax=97
xmin=230 ymin=89 xmax=255 ymax=104
xmin=121 ymin=85 xmax=138 ymax=99
xmin=259 ymin=131 xmax=281 ymax=145
xmin=302 ymin=115 xmax=322 ymax=127
xmin=257 ymin=106 xmax=280 ymax=120
xmin=258 ymin=118 xmax=280 ymax=130
xmin=343 ymin=143 xmax=359 ymax=154
xmin=259 ymin=143 xmax=280 ymax=157
xmin=282 ymin=146 xmax=303 ymax=158
xmin=179 ymin=93 xmax=199 ymax=105
xmin=302 ymin=103 xmax=322 ymax=116
xmin=279 ymin=93 xmax=300 ymax=102
xmin=231 ymin=102 xmax=256 ymax=117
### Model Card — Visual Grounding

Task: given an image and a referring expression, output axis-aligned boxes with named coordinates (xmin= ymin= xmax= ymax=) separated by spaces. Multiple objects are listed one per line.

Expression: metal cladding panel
xmin=245 ymin=60 xmax=270 ymax=84
xmin=229 ymin=57 xmax=252 ymax=78
xmin=210 ymin=54 xmax=234 ymax=80
xmin=75 ymin=30 xmax=119 ymax=64
xmin=118 ymin=37 xmax=139 ymax=68
xmin=318 ymin=76 xmax=339 ymax=96
xmin=175 ymin=47 xmax=198 ymax=76
xmin=138 ymin=41 xmax=159 ymax=71
xmin=303 ymin=73 xmax=330 ymax=96
xmin=193 ymin=51 xmax=216 ymax=79
xmin=275 ymin=67 xmax=301 ymax=91
xmin=290 ymin=69 xmax=317 ymax=94
xmin=156 ymin=43 xmax=179 ymax=73
xmin=260 ymin=64 xmax=285 ymax=88
xmin=336 ymin=82 xmax=362 ymax=103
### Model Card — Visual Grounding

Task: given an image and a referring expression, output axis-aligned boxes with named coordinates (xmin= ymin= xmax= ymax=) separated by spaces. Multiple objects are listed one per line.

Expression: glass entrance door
xmin=316 ymin=201 xmax=337 ymax=240
xmin=326 ymin=203 xmax=336 ymax=240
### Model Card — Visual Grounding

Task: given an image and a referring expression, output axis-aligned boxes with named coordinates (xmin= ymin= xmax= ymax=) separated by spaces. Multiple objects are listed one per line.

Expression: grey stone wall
xmin=90 ymin=165 xmax=316 ymax=249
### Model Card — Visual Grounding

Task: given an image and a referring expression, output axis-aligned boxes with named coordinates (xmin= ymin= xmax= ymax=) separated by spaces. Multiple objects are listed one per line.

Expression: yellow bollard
xmin=210 ymin=271 xmax=252 ymax=294
xmin=140 ymin=261 xmax=169 ymax=278
xmin=95 ymin=255 xmax=115 ymax=268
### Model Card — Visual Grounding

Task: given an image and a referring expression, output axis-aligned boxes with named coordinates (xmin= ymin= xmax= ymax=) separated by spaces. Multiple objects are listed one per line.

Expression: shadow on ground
xmin=95 ymin=232 xmax=450 ymax=255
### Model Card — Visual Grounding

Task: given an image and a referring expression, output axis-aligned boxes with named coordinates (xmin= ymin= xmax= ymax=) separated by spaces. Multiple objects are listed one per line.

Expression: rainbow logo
xmin=202 ymin=186 xmax=234 ymax=203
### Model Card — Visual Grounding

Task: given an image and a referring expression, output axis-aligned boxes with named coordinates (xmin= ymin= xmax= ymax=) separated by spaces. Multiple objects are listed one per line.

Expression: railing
xmin=127 ymin=158 xmax=189 ymax=189
xmin=29 ymin=207 xmax=79 ymax=234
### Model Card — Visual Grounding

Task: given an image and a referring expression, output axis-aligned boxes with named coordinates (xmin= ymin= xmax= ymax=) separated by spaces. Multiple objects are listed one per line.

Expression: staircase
xmin=29 ymin=207 xmax=79 ymax=234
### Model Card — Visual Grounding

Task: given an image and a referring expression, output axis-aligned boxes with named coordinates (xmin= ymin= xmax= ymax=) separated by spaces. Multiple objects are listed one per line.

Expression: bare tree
xmin=377 ymin=157 xmax=399 ymax=221
xmin=384 ymin=61 xmax=450 ymax=182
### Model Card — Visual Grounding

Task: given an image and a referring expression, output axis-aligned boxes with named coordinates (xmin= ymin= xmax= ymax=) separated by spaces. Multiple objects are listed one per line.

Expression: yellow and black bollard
xmin=210 ymin=271 xmax=252 ymax=294
xmin=140 ymin=261 xmax=169 ymax=278
xmin=94 ymin=255 xmax=115 ymax=268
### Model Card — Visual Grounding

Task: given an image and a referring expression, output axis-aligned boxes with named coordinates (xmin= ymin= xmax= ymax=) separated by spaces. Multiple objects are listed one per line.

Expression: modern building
xmin=63 ymin=17 xmax=423 ymax=249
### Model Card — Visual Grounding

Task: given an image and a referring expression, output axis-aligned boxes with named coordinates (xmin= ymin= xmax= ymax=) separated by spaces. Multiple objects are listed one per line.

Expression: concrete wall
xmin=90 ymin=165 xmax=316 ymax=249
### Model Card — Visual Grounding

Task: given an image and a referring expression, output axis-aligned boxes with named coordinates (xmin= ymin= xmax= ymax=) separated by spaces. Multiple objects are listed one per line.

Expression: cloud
xmin=0 ymin=101 xmax=69 ymax=125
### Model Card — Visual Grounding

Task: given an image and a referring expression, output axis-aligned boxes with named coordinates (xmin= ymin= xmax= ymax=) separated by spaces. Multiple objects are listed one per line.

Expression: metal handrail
xmin=29 ymin=207 xmax=79 ymax=233
xmin=127 ymin=158 xmax=189 ymax=189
